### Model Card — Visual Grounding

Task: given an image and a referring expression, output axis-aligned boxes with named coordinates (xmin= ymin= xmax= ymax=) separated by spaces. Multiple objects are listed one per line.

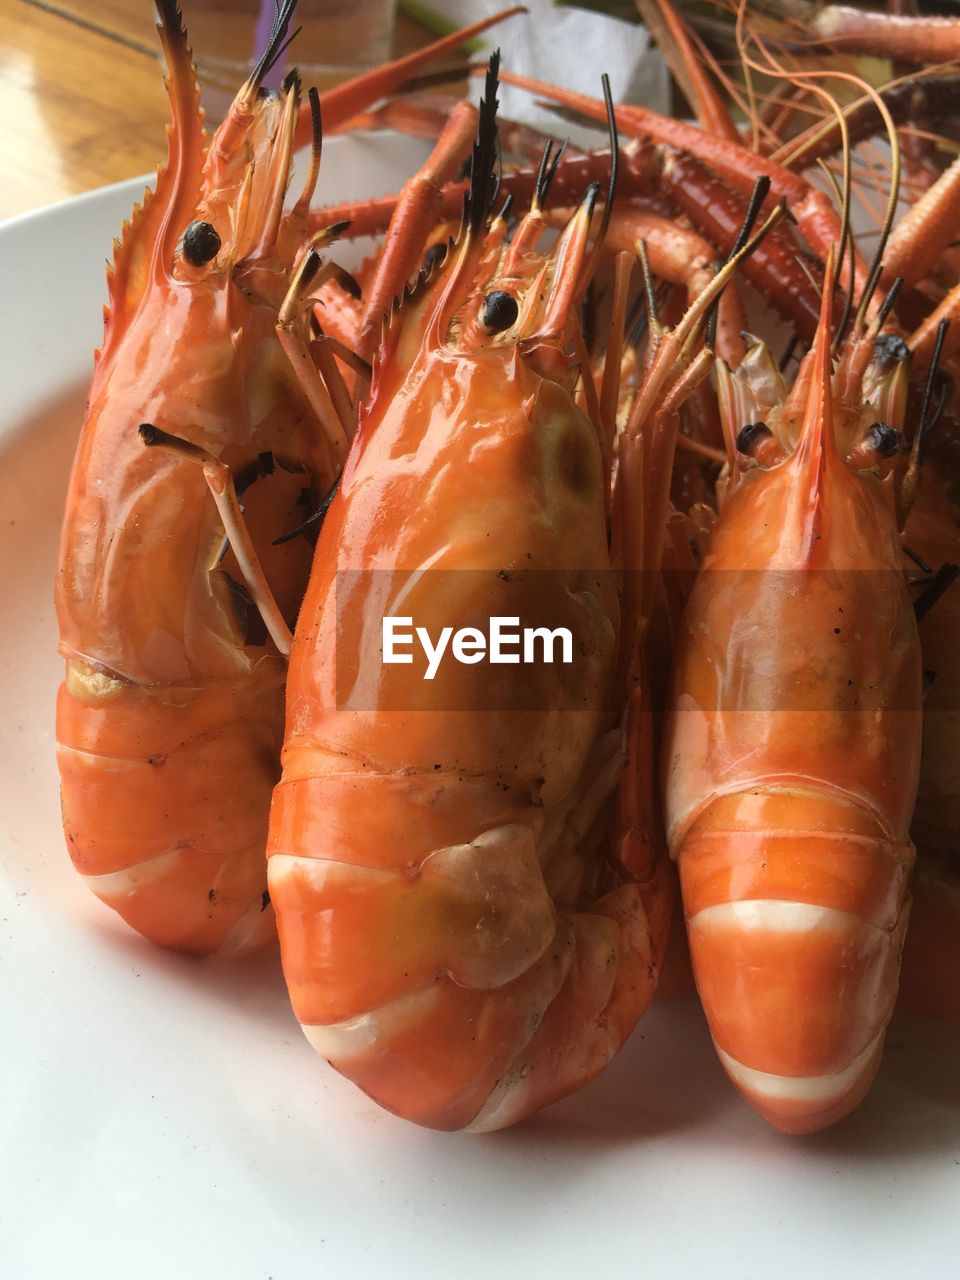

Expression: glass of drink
xmin=189 ymin=0 xmax=397 ymax=116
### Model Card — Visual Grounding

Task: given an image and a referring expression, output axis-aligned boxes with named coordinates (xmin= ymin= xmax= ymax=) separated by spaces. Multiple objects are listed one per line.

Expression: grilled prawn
xmin=266 ymin=70 xmax=660 ymax=1129
xmin=663 ymin=267 xmax=923 ymax=1134
xmin=55 ymin=1 xmax=343 ymax=954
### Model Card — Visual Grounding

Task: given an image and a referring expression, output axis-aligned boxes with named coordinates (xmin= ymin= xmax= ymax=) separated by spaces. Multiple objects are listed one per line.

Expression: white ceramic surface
xmin=1 ymin=141 xmax=959 ymax=1280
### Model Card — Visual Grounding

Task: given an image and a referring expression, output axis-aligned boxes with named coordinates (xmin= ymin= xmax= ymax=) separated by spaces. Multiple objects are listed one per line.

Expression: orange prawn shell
xmin=664 ymin=353 xmax=922 ymax=1133
xmin=267 ymin=332 xmax=644 ymax=1129
xmin=667 ymin=456 xmax=920 ymax=848
xmin=279 ymin=344 xmax=619 ymax=798
xmin=58 ymin=281 xmax=317 ymax=684
xmin=56 ymin=266 xmax=319 ymax=954
xmin=55 ymin=44 xmax=330 ymax=954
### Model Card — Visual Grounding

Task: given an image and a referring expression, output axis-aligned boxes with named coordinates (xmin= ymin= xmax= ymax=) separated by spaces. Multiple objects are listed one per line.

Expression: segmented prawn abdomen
xmin=664 ymin=447 xmax=921 ymax=1133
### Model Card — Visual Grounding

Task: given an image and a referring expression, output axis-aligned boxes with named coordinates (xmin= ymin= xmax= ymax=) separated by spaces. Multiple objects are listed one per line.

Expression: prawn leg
xmin=277 ymin=246 xmax=357 ymax=464
xmin=495 ymin=68 xmax=866 ymax=292
xmin=808 ymin=3 xmax=960 ymax=65
xmin=298 ymin=6 xmax=525 ymax=142
xmin=356 ymin=100 xmax=478 ymax=358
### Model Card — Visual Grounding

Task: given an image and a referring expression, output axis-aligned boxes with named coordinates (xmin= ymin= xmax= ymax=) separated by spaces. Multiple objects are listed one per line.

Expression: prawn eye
xmin=736 ymin=422 xmax=771 ymax=456
xmin=865 ymin=421 xmax=905 ymax=458
xmin=183 ymin=220 xmax=221 ymax=267
xmin=481 ymin=290 xmax=519 ymax=333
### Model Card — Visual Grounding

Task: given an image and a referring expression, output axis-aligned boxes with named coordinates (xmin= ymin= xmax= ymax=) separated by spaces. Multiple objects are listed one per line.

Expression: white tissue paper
xmin=414 ymin=1 xmax=668 ymax=148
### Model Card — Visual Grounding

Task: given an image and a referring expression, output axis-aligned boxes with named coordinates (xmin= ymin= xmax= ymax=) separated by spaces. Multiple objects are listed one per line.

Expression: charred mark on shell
xmin=333 ymin=263 xmax=362 ymax=300
xmin=876 ymin=278 xmax=903 ymax=332
xmin=533 ymin=138 xmax=567 ymax=211
xmin=559 ymin=428 xmax=592 ymax=493
xmin=581 ymin=180 xmax=602 ymax=220
xmin=182 ymin=220 xmax=221 ymax=267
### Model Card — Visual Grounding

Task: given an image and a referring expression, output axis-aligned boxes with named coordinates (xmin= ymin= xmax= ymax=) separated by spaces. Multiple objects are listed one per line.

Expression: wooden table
xmin=1 ymin=0 xmax=431 ymax=220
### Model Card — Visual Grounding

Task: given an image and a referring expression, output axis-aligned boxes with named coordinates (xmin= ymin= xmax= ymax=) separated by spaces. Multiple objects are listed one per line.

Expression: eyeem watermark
xmin=383 ymin=615 xmax=573 ymax=680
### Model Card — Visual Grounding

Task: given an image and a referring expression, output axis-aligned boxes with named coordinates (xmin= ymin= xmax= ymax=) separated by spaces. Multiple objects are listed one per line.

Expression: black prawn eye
xmin=182 ymin=220 xmax=221 ymax=267
xmin=481 ymin=290 xmax=519 ymax=333
xmin=865 ymin=421 xmax=905 ymax=458
xmin=736 ymin=422 xmax=771 ymax=455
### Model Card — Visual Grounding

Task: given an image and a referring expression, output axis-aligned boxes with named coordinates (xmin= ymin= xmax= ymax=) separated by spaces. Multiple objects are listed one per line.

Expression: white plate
xmin=1 ymin=140 xmax=959 ymax=1280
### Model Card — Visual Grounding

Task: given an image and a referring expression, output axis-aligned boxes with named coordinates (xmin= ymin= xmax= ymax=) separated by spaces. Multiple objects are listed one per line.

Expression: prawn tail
xmin=268 ymin=770 xmax=672 ymax=1131
xmin=56 ymin=662 xmax=281 ymax=956
xmin=467 ymin=866 xmax=674 ymax=1133
xmin=677 ymin=792 xmax=913 ymax=1134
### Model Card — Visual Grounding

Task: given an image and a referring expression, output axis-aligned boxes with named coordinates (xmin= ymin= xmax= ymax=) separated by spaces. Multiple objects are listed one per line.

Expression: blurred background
xmin=1 ymin=0 xmax=665 ymax=220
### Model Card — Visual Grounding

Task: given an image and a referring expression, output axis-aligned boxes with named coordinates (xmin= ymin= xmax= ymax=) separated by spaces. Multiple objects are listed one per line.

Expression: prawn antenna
xmin=637 ymin=240 xmax=663 ymax=342
xmin=251 ymin=0 xmax=302 ymax=92
xmin=139 ymin=423 xmax=293 ymax=655
xmin=466 ymin=50 xmax=502 ymax=236
xmin=533 ymin=139 xmax=567 ymax=211
xmin=705 ymin=175 xmax=771 ymax=353
xmin=568 ymin=70 xmax=621 ymax=310
xmin=294 ymin=87 xmax=323 ymax=215
xmin=596 ymin=73 xmax=619 ymax=250
xmin=918 ymin=319 xmax=950 ymax=459
xmin=904 ymin=544 xmax=933 ymax=574
xmin=851 ymin=82 xmax=902 ymax=330
xmin=273 ymin=470 xmax=343 ymax=545
xmin=914 ymin=562 xmax=960 ymax=621
xmin=875 ymin=278 xmax=904 ymax=333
